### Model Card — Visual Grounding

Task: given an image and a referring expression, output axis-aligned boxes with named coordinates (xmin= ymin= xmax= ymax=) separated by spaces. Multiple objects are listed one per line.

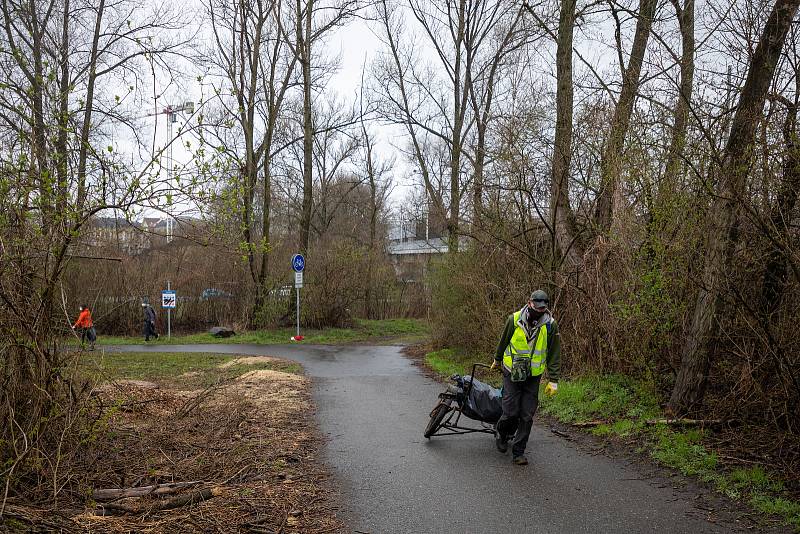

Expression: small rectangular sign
xmin=161 ymin=290 xmax=176 ymax=309
xmin=294 ymin=272 xmax=303 ymax=288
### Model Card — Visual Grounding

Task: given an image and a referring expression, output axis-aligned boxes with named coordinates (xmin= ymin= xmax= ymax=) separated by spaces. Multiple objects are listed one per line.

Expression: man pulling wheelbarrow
xmin=490 ymin=289 xmax=560 ymax=465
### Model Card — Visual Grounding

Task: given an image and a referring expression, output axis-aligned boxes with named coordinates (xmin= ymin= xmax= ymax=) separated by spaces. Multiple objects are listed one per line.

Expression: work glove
xmin=490 ymin=360 xmax=499 ymax=371
xmin=544 ymin=382 xmax=558 ymax=396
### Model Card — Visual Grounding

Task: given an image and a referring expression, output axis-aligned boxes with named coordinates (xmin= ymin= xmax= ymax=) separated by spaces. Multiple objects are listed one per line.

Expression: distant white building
xmin=386 ymin=213 xmax=451 ymax=280
xmin=82 ymin=216 xmax=200 ymax=256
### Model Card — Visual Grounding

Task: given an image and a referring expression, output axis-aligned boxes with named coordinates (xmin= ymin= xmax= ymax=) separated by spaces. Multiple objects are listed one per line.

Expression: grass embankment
xmin=423 ymin=347 xmax=800 ymax=531
xmin=89 ymin=318 xmax=429 ymax=346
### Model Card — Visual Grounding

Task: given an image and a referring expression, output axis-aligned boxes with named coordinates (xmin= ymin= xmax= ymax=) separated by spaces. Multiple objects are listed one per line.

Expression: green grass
xmin=650 ymin=428 xmax=719 ymax=477
xmin=538 ymin=374 xmax=661 ymax=425
xmin=422 ymin=348 xmax=800 ymax=530
xmin=751 ymin=495 xmax=800 ymax=529
xmin=80 ymin=351 xmax=302 ymax=388
xmin=424 ymin=348 xmax=500 ymax=386
xmin=79 ymin=318 xmax=430 ymax=347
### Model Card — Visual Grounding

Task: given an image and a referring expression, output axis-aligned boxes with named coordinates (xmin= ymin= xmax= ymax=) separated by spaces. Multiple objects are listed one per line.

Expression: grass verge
xmin=423 ymin=348 xmax=800 ymax=531
xmin=80 ymin=351 xmax=302 ymax=388
xmin=79 ymin=318 xmax=430 ymax=347
xmin=424 ymin=347 xmax=501 ymax=387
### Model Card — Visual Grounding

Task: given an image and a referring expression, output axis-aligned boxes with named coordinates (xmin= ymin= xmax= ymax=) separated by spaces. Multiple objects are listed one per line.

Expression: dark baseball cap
xmin=529 ymin=290 xmax=549 ymax=310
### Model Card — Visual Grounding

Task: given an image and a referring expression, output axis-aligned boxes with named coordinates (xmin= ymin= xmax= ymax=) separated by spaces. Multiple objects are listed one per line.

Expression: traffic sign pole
xmin=291 ymin=254 xmax=305 ymax=341
xmin=167 ymin=280 xmax=171 ymax=339
xmin=161 ymin=287 xmax=176 ymax=340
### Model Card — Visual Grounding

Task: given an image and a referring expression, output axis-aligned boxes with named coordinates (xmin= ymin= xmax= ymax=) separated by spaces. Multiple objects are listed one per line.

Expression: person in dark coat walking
xmin=142 ymin=302 xmax=159 ymax=341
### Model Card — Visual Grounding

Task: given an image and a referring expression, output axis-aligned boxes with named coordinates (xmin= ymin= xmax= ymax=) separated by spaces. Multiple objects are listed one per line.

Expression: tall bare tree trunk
xmin=254 ymin=154 xmax=272 ymax=318
xmin=55 ymin=0 xmax=70 ymax=214
xmin=551 ymin=0 xmax=582 ymax=265
xmin=668 ymin=0 xmax=800 ymax=415
xmin=593 ymin=0 xmax=658 ymax=233
xmin=447 ymin=0 xmax=468 ymax=253
xmin=761 ymin=94 xmax=800 ymax=312
xmin=299 ymin=0 xmax=313 ymax=254
xmin=644 ymin=0 xmax=694 ymax=258
xmin=663 ymin=0 xmax=695 ymax=186
xmin=365 ymin=136 xmax=377 ymax=319
xmin=76 ymin=0 xmax=105 ymax=211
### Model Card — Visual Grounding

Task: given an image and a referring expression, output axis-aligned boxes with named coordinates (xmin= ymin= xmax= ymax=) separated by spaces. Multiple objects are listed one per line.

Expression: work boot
xmin=512 ymin=455 xmax=528 ymax=466
xmin=495 ymin=430 xmax=508 ymax=454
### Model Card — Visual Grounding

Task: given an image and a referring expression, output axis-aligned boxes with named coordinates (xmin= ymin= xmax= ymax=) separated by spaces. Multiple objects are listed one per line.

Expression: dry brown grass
xmin=2 ymin=356 xmax=342 ymax=533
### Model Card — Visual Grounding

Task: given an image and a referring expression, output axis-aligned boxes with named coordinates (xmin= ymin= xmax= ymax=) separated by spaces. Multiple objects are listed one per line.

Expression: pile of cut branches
xmin=2 ymin=359 xmax=342 ymax=533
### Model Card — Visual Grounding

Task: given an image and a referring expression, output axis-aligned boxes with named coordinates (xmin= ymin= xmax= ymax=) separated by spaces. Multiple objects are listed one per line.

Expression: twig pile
xmin=4 ymin=361 xmax=343 ymax=533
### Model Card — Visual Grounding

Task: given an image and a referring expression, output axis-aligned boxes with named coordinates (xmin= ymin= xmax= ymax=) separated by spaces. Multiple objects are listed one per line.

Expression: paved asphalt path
xmin=110 ymin=343 xmax=762 ymax=533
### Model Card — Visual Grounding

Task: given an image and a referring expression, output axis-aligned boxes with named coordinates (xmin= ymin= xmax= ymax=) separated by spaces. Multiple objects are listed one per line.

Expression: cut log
xmin=155 ymin=487 xmax=221 ymax=511
xmin=93 ymin=481 xmax=202 ymax=500
xmin=645 ymin=418 xmax=727 ymax=426
xmin=94 ymin=487 xmax=221 ymax=516
xmin=571 ymin=420 xmax=606 ymax=427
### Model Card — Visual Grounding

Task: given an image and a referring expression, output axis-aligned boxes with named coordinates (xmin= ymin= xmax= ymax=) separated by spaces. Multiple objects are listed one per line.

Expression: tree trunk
xmin=472 ymin=123 xmax=486 ymax=233
xmin=237 ymin=0 xmax=264 ymax=290
xmin=55 ymin=0 xmax=70 ymax=214
xmin=76 ymin=0 xmax=105 ymax=211
xmin=447 ymin=0 xmax=468 ymax=254
xmin=593 ymin=0 xmax=658 ymax=233
xmin=761 ymin=96 xmax=800 ymax=312
xmin=644 ymin=0 xmax=694 ymax=259
xmin=662 ymin=0 xmax=695 ymax=187
xmin=668 ymin=0 xmax=800 ymax=415
xmin=299 ymin=0 xmax=313 ymax=254
xmin=253 ymin=154 xmax=272 ymax=322
xmin=551 ymin=0 xmax=583 ymax=266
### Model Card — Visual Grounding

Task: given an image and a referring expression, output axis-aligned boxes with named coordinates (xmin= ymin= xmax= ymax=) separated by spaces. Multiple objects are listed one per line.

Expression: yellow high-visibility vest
xmin=502 ymin=310 xmax=548 ymax=376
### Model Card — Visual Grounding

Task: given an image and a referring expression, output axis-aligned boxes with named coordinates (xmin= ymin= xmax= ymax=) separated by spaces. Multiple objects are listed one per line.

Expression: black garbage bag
xmin=458 ymin=375 xmax=503 ymax=423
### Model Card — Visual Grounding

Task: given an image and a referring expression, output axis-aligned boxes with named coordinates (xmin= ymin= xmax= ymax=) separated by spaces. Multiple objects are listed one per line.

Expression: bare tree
xmin=203 ymin=0 xmax=298 ymax=321
xmin=593 ymin=0 xmax=658 ymax=233
xmin=662 ymin=0 xmax=695 ymax=188
xmin=284 ymin=0 xmax=360 ymax=253
xmin=359 ymin=122 xmax=393 ymax=318
xmin=0 ymin=0 xmax=191 ymax=501
xmin=668 ymin=0 xmax=800 ymax=415
xmin=376 ymin=0 xmax=531 ymax=251
xmin=549 ymin=0 xmax=584 ymax=265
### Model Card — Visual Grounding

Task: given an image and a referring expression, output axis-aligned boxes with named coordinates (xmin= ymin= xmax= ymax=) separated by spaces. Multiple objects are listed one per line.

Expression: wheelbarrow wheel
xmin=424 ymin=402 xmax=451 ymax=438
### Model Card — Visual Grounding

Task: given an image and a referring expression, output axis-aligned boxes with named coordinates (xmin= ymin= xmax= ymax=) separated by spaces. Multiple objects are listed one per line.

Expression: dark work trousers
xmin=496 ymin=370 xmax=542 ymax=458
xmin=143 ymin=321 xmax=158 ymax=341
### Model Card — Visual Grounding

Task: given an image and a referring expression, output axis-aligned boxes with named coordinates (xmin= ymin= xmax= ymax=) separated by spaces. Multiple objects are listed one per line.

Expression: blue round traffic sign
xmin=291 ymin=254 xmax=305 ymax=272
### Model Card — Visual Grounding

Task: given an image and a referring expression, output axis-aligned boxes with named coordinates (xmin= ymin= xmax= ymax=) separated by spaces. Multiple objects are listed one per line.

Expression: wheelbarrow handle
xmin=464 ymin=362 xmax=492 ymax=399
xmin=471 ymin=362 xmax=491 ymax=376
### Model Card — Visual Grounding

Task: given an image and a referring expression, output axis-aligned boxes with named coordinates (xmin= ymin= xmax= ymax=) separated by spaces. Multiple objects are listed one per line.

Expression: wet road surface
xmin=109 ymin=344 xmax=767 ymax=533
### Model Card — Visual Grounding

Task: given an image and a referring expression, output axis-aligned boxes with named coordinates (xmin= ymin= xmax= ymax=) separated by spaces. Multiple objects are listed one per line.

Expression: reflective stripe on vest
xmin=502 ymin=310 xmax=548 ymax=376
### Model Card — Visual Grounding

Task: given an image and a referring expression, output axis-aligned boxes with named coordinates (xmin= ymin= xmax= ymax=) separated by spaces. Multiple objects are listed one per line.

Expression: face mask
xmin=527 ymin=305 xmax=544 ymax=321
